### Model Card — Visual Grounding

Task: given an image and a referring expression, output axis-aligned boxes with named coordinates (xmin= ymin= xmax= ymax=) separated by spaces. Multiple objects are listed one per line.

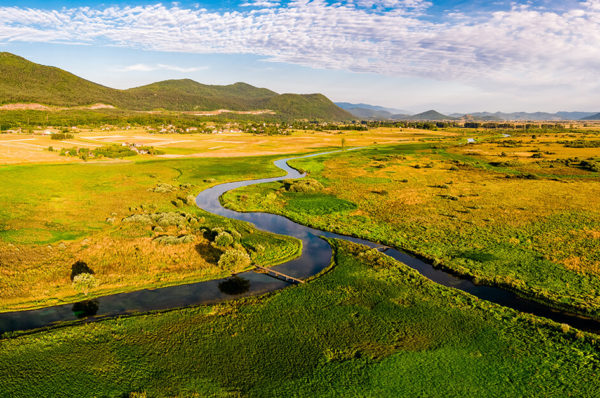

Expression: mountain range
xmin=0 ymin=52 xmax=352 ymax=120
xmin=335 ymin=102 xmax=411 ymax=119
xmin=340 ymin=102 xmax=600 ymax=121
xmin=453 ymin=111 xmax=599 ymax=121
xmin=3 ymin=52 xmax=599 ymax=123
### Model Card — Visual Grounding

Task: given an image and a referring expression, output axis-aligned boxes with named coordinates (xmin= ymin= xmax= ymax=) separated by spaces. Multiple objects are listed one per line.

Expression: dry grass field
xmin=0 ymin=127 xmax=454 ymax=164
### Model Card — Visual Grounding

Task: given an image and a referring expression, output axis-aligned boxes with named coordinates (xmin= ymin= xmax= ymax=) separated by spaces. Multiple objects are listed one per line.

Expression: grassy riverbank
xmin=1 ymin=240 xmax=598 ymax=397
xmin=0 ymin=156 xmax=301 ymax=311
xmin=223 ymin=135 xmax=600 ymax=317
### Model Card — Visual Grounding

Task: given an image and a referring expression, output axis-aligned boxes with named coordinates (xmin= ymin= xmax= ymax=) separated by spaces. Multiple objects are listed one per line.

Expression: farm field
xmin=0 ymin=127 xmax=446 ymax=164
xmin=0 ymin=240 xmax=598 ymax=397
xmin=223 ymin=129 xmax=600 ymax=317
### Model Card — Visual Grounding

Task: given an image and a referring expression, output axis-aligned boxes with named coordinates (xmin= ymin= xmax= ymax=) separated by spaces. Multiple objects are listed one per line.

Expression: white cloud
xmin=0 ymin=1 xmax=599 ymax=95
xmin=240 ymin=1 xmax=280 ymax=7
xmin=118 ymin=63 xmax=208 ymax=72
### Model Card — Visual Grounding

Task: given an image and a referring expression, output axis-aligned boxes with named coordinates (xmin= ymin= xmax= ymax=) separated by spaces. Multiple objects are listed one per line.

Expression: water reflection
xmin=72 ymin=300 xmax=99 ymax=318
xmin=218 ymin=276 xmax=251 ymax=295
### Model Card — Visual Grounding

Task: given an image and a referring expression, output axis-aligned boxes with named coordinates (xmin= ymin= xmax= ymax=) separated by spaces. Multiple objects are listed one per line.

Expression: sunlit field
xmin=1 ymin=240 xmax=599 ymax=397
xmin=0 ymin=155 xmax=301 ymax=311
xmin=223 ymin=129 xmax=600 ymax=317
xmin=0 ymin=127 xmax=449 ymax=164
xmin=1 ymin=125 xmax=600 ymax=397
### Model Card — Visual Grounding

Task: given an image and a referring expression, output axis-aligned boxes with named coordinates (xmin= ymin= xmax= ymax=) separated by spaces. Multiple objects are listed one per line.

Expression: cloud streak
xmin=0 ymin=1 xmax=599 ymax=93
xmin=118 ymin=63 xmax=208 ymax=72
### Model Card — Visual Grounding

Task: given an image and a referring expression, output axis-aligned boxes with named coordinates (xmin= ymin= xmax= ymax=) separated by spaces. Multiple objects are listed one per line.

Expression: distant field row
xmin=0 ymin=127 xmax=439 ymax=164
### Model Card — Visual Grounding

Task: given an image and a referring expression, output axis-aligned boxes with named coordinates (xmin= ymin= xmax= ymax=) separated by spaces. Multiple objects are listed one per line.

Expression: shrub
xmin=184 ymin=195 xmax=197 ymax=205
xmin=154 ymin=235 xmax=195 ymax=245
xmin=93 ymin=145 xmax=136 ymax=158
xmin=580 ymin=160 xmax=600 ymax=172
xmin=50 ymin=132 xmax=74 ymax=140
xmin=214 ymin=231 xmax=234 ymax=247
xmin=283 ymin=178 xmax=324 ymax=193
xmin=218 ymin=248 xmax=251 ymax=271
xmin=150 ymin=183 xmax=176 ymax=193
xmin=72 ymin=273 xmax=98 ymax=295
xmin=152 ymin=212 xmax=187 ymax=227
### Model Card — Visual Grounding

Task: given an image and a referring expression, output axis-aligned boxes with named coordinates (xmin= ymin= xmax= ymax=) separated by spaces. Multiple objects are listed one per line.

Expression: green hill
xmin=123 ymin=80 xmax=278 ymax=111
xmin=0 ymin=52 xmax=352 ymax=120
xmin=0 ymin=52 xmax=120 ymax=106
xmin=263 ymin=93 xmax=352 ymax=120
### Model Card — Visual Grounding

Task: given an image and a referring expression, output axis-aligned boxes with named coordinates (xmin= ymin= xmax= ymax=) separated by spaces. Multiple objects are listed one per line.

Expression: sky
xmin=0 ymin=0 xmax=599 ymax=113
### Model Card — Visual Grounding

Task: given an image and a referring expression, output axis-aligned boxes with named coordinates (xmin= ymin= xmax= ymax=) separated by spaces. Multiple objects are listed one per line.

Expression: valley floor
xmin=1 ymin=240 xmax=599 ymax=396
xmin=0 ymin=127 xmax=599 ymax=397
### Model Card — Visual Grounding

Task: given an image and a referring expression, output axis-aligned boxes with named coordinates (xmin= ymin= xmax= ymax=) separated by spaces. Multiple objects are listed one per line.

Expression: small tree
xmin=218 ymin=248 xmax=251 ymax=271
xmin=214 ymin=231 xmax=234 ymax=247
xmin=72 ymin=273 xmax=98 ymax=295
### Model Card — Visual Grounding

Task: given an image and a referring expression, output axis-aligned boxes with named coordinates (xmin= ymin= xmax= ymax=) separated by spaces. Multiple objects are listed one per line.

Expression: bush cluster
xmin=154 ymin=234 xmax=195 ymax=245
xmin=122 ymin=212 xmax=201 ymax=228
xmin=283 ymin=178 xmax=324 ymax=193
xmin=218 ymin=248 xmax=251 ymax=270
xmin=50 ymin=132 xmax=74 ymax=140
xmin=149 ymin=183 xmax=177 ymax=193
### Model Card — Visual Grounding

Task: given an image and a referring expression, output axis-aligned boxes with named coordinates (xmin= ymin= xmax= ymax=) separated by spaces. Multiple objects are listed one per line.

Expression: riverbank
xmin=222 ymin=141 xmax=600 ymax=319
xmin=1 ymin=239 xmax=599 ymax=397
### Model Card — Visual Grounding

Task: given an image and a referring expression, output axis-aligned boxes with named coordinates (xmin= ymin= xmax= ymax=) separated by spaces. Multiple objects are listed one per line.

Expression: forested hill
xmin=0 ymin=53 xmax=352 ymax=120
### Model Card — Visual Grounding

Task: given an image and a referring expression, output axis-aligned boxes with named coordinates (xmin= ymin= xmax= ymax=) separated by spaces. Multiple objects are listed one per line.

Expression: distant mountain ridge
xmin=335 ymin=102 xmax=410 ymax=114
xmin=459 ymin=111 xmax=598 ymax=121
xmin=335 ymin=102 xmax=411 ymax=120
xmin=401 ymin=110 xmax=454 ymax=121
xmin=582 ymin=113 xmax=600 ymax=120
xmin=338 ymin=101 xmax=599 ymax=121
xmin=0 ymin=52 xmax=352 ymax=120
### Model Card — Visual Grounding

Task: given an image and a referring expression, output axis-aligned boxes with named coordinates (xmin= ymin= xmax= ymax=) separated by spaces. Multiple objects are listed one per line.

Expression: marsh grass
xmin=223 ymin=138 xmax=600 ymax=317
xmin=0 ymin=155 xmax=301 ymax=311
xmin=0 ymin=240 xmax=598 ymax=397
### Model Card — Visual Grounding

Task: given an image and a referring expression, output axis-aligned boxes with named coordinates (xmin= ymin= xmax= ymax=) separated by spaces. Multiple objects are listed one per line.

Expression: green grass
xmin=0 ymin=155 xmax=303 ymax=311
xmin=223 ymin=143 xmax=600 ymax=318
xmin=286 ymin=193 xmax=357 ymax=215
xmin=0 ymin=240 xmax=598 ymax=397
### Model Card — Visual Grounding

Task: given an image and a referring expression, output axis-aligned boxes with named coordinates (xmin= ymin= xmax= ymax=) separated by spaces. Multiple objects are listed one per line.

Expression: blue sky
xmin=0 ymin=1 xmax=599 ymax=113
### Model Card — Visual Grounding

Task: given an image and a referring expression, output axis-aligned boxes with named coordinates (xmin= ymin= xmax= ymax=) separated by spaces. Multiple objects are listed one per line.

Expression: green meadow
xmin=0 ymin=240 xmax=598 ymax=397
xmin=0 ymin=156 xmax=300 ymax=311
xmin=223 ymin=134 xmax=600 ymax=317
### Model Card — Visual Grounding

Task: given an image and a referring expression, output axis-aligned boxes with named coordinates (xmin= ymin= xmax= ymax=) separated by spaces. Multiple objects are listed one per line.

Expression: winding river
xmin=1 ymin=150 xmax=599 ymax=335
